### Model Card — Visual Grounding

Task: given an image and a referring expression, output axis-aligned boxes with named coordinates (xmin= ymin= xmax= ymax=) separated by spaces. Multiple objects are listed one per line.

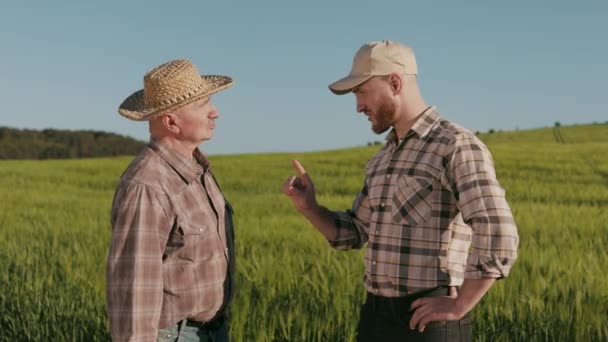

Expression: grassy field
xmin=0 ymin=124 xmax=607 ymax=341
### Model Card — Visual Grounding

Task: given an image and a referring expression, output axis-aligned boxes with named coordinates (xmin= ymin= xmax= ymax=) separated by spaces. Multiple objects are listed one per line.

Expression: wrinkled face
xmin=352 ymin=77 xmax=396 ymax=134
xmin=173 ymin=96 xmax=219 ymax=144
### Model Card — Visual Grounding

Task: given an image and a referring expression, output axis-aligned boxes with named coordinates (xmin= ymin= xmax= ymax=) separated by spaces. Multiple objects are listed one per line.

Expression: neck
xmin=393 ymin=98 xmax=429 ymax=139
xmin=153 ymin=135 xmax=199 ymax=158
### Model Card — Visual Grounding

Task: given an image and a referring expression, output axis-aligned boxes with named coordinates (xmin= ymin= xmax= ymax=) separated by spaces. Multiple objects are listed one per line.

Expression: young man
xmin=107 ymin=59 xmax=236 ymax=341
xmin=283 ymin=40 xmax=519 ymax=341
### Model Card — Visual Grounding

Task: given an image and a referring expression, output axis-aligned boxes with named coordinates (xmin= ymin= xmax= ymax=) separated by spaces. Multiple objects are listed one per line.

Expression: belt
xmin=183 ymin=314 xmax=225 ymax=330
xmin=366 ymin=286 xmax=451 ymax=305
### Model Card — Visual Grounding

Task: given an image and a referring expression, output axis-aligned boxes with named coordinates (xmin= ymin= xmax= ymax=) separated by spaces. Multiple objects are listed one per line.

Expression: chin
xmin=372 ymin=125 xmax=390 ymax=135
xmin=198 ymin=135 xmax=213 ymax=143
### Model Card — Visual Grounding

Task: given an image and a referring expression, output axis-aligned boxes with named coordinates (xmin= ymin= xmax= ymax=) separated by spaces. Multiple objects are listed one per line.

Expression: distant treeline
xmin=0 ymin=127 xmax=146 ymax=159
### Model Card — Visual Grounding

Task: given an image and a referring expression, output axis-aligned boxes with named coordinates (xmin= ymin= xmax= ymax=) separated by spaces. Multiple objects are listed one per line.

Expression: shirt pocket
xmin=392 ymin=175 xmax=433 ymax=226
xmin=175 ymin=220 xmax=210 ymax=262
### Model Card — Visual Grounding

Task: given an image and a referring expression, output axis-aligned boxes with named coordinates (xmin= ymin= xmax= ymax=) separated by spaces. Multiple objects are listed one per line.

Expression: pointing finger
xmin=292 ymin=159 xmax=306 ymax=176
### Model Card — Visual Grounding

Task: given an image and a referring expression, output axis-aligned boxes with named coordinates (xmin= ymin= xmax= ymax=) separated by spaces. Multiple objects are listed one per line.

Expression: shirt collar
xmin=149 ymin=139 xmax=210 ymax=184
xmin=386 ymin=106 xmax=440 ymax=146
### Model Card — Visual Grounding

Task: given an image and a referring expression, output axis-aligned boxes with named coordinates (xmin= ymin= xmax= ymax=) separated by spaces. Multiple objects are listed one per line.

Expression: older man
xmin=283 ymin=41 xmax=519 ymax=341
xmin=107 ymin=59 xmax=235 ymax=342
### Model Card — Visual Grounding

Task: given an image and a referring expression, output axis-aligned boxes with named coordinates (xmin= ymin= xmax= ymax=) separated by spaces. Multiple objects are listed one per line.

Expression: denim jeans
xmin=157 ymin=318 xmax=229 ymax=342
xmin=357 ymin=287 xmax=472 ymax=342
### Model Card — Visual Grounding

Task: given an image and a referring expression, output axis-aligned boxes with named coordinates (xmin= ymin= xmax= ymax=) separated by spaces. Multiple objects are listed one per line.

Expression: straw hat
xmin=118 ymin=59 xmax=234 ymax=121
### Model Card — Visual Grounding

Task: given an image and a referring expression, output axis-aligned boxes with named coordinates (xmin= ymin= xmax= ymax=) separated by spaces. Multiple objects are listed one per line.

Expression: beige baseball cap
xmin=328 ymin=40 xmax=418 ymax=95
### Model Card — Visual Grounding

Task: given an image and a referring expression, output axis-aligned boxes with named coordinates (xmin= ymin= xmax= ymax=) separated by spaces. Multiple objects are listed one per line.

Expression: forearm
xmin=454 ymin=277 xmax=496 ymax=315
xmin=299 ymin=203 xmax=339 ymax=241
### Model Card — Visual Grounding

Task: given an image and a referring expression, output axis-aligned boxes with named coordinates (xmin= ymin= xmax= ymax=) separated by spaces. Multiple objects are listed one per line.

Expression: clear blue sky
xmin=1 ymin=1 xmax=606 ymax=155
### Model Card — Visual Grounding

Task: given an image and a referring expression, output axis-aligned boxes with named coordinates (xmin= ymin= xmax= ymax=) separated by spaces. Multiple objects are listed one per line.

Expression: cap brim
xmin=328 ymin=74 xmax=373 ymax=95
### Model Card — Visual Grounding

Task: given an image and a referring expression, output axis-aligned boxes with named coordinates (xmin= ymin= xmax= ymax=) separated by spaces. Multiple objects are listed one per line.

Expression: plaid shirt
xmin=106 ymin=140 xmax=234 ymax=341
xmin=331 ymin=107 xmax=519 ymax=297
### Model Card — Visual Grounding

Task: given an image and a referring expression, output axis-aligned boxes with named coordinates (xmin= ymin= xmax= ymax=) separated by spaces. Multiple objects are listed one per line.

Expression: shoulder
xmin=433 ymin=117 xmax=476 ymax=142
xmin=432 ymin=118 xmax=488 ymax=154
xmin=116 ymin=146 xmax=178 ymax=194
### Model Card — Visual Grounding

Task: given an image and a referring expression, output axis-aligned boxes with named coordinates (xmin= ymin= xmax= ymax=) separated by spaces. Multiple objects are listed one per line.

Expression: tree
xmin=0 ymin=127 xmax=145 ymax=159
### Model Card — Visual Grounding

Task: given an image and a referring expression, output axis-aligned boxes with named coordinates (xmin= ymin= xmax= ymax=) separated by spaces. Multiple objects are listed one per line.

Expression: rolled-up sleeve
xmin=448 ymin=135 xmax=519 ymax=279
xmin=329 ymin=182 xmax=370 ymax=250
xmin=106 ymin=182 xmax=171 ymax=342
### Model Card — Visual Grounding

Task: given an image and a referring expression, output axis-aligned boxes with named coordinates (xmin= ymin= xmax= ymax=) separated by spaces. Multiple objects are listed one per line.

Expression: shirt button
xmin=385 ymin=174 xmax=390 ymax=179
xmin=375 ymin=230 xmax=379 ymax=234
xmin=380 ymin=203 xmax=385 ymax=208
xmin=372 ymin=261 xmax=376 ymax=265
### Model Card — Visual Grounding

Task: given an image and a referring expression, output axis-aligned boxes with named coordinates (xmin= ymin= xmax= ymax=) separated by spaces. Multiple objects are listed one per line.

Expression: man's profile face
xmin=353 ymin=77 xmax=396 ymax=135
xmin=173 ymin=96 xmax=219 ymax=144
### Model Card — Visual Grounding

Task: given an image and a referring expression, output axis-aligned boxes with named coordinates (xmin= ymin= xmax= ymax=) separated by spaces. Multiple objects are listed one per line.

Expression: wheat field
xmin=0 ymin=124 xmax=607 ymax=341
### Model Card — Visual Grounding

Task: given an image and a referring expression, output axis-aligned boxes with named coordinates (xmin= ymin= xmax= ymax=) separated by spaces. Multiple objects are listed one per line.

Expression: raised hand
xmin=282 ymin=159 xmax=317 ymax=213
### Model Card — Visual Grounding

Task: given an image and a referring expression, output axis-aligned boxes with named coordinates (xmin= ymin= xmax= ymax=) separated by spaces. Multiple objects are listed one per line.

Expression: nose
xmin=357 ymin=102 xmax=366 ymax=114
xmin=208 ymin=102 xmax=220 ymax=119
xmin=355 ymin=95 xmax=366 ymax=113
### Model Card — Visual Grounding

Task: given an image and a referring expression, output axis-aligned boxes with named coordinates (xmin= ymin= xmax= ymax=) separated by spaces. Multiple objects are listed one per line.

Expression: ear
xmin=389 ymin=74 xmax=403 ymax=94
xmin=160 ymin=113 xmax=181 ymax=135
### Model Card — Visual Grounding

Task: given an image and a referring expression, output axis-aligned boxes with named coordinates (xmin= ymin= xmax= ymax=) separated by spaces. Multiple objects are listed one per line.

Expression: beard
xmin=370 ymin=100 xmax=395 ymax=134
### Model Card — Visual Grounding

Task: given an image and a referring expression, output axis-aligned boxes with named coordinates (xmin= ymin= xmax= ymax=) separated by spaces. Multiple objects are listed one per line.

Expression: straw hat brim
xmin=118 ymin=75 xmax=233 ymax=121
xmin=328 ymin=74 xmax=373 ymax=95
